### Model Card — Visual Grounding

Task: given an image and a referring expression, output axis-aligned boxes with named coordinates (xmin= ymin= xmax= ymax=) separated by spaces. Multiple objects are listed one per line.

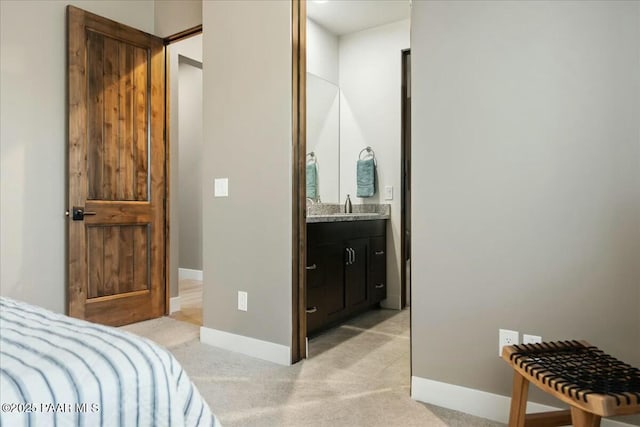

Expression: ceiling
xmin=307 ymin=0 xmax=410 ymax=36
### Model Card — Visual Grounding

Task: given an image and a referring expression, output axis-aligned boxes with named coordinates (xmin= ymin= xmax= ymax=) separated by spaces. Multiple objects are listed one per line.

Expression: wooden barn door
xmin=67 ymin=6 xmax=165 ymax=326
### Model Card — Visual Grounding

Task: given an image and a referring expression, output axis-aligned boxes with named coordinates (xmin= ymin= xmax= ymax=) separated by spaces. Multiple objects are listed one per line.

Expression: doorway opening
xmin=293 ymin=0 xmax=412 ymax=377
xmin=164 ymin=28 xmax=204 ymax=327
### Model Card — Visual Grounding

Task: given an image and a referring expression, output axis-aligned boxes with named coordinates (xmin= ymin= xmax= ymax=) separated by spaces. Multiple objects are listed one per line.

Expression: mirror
xmin=306 ymin=72 xmax=340 ymax=203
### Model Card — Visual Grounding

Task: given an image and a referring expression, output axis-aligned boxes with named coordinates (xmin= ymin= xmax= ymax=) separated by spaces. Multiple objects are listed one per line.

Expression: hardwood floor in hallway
xmin=171 ymin=279 xmax=203 ymax=326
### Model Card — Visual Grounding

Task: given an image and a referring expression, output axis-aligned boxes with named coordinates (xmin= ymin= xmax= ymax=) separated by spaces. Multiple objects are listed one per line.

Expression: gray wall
xmin=202 ymin=0 xmax=292 ymax=347
xmin=154 ymin=0 xmax=202 ymax=38
xmin=178 ymin=58 xmax=203 ymax=271
xmin=168 ymin=34 xmax=203 ymax=298
xmin=411 ymin=0 xmax=640 ymax=420
xmin=0 ymin=0 xmax=155 ymax=313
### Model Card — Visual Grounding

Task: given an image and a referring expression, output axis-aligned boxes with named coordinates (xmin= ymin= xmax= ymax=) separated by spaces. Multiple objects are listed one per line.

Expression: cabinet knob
xmin=306 ymin=306 xmax=318 ymax=314
xmin=306 ymin=264 xmax=317 ymax=270
xmin=375 ymin=283 xmax=385 ymax=289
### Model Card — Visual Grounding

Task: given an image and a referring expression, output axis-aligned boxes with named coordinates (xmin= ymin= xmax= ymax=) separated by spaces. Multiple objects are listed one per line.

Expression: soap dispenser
xmin=344 ymin=194 xmax=352 ymax=214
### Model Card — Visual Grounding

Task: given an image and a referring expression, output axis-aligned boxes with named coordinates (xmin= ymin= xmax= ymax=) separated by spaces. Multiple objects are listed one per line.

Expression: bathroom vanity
xmin=306 ymin=207 xmax=389 ymax=336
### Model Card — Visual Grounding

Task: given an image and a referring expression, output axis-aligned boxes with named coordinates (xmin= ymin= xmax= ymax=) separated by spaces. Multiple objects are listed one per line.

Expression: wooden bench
xmin=502 ymin=341 xmax=640 ymax=427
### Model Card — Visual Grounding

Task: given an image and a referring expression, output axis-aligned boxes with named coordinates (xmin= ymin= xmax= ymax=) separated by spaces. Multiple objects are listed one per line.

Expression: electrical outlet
xmin=523 ymin=334 xmax=542 ymax=345
xmin=499 ymin=329 xmax=519 ymax=356
xmin=238 ymin=291 xmax=247 ymax=311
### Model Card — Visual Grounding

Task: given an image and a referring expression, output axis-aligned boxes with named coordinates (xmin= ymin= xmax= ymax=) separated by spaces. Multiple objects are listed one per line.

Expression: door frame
xmin=162 ymin=25 xmax=203 ymax=315
xmin=400 ymin=48 xmax=411 ymax=309
xmin=291 ymin=0 xmax=307 ymax=363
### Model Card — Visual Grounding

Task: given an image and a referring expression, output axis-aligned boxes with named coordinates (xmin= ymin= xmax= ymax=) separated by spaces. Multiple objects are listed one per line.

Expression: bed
xmin=0 ymin=297 xmax=221 ymax=427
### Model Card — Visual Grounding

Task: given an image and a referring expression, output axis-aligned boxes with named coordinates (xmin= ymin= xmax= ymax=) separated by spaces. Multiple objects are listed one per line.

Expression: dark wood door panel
xmin=87 ymin=225 xmax=149 ymax=298
xmin=369 ymin=237 xmax=386 ymax=304
xmin=324 ymin=243 xmax=346 ymax=316
xmin=84 ymin=201 xmax=153 ymax=224
xmin=87 ymin=31 xmax=149 ymax=202
xmin=85 ymin=291 xmax=153 ymax=326
xmin=67 ymin=5 xmax=165 ymax=325
xmin=346 ymin=239 xmax=369 ymax=309
xmin=306 ymin=287 xmax=326 ymax=335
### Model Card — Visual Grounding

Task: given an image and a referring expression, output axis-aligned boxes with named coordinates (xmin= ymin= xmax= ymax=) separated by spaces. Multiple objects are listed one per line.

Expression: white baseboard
xmin=200 ymin=326 xmax=291 ymax=366
xmin=169 ymin=296 xmax=181 ymax=314
xmin=179 ymin=268 xmax=203 ymax=281
xmin=411 ymin=376 xmax=635 ymax=427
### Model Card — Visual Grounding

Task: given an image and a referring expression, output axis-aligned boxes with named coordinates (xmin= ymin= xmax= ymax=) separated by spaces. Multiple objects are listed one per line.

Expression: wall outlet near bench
xmin=499 ymin=329 xmax=519 ymax=356
xmin=523 ymin=334 xmax=542 ymax=345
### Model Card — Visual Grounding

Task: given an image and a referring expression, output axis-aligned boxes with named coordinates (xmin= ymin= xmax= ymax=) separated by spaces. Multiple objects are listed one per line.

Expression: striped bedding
xmin=0 ymin=297 xmax=221 ymax=427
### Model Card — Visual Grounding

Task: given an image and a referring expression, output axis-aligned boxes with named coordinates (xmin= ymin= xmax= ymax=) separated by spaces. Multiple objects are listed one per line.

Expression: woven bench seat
xmin=502 ymin=340 xmax=640 ymax=426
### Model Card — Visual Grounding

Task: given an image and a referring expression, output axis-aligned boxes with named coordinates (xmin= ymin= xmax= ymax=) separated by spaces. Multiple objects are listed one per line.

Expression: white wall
xmin=307 ymin=72 xmax=340 ymax=204
xmin=202 ymin=1 xmax=292 ymax=349
xmin=0 ymin=0 xmax=155 ymax=313
xmin=411 ymin=1 xmax=640 ymax=423
xmin=307 ymin=18 xmax=340 ymax=203
xmin=338 ymin=19 xmax=410 ymax=309
xmin=307 ymin=18 xmax=338 ymax=85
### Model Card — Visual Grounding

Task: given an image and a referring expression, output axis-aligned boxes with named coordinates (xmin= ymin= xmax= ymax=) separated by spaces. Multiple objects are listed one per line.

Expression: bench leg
xmin=508 ymin=371 xmax=529 ymax=427
xmin=570 ymin=407 xmax=601 ymax=427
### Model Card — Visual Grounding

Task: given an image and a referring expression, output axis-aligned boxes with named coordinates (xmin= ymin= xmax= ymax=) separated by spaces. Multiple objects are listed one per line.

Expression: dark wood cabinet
xmin=345 ymin=238 xmax=369 ymax=311
xmin=369 ymin=236 xmax=387 ymax=303
xmin=306 ymin=220 xmax=387 ymax=336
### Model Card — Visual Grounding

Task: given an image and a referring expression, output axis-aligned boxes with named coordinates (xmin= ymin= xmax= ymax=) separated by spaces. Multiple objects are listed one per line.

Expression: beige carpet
xmin=123 ymin=309 xmax=504 ymax=427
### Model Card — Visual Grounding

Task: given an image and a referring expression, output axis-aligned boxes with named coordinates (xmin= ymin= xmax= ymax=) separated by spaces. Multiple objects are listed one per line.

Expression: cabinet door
xmin=306 ymin=245 xmax=324 ymax=335
xmin=306 ymin=286 xmax=326 ymax=335
xmin=369 ymin=237 xmax=387 ymax=303
xmin=323 ymin=242 xmax=347 ymax=320
xmin=307 ymin=243 xmax=343 ymax=335
xmin=346 ymin=238 xmax=369 ymax=311
xmin=306 ymin=245 xmax=322 ymax=289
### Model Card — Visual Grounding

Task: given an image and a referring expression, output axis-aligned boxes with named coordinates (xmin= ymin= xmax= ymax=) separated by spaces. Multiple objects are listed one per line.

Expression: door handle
xmin=349 ymin=248 xmax=355 ymax=265
xmin=306 ymin=306 xmax=318 ymax=314
xmin=345 ymin=248 xmax=351 ymax=265
xmin=71 ymin=206 xmax=97 ymax=221
xmin=375 ymin=250 xmax=385 ymax=256
xmin=306 ymin=264 xmax=317 ymax=270
xmin=375 ymin=283 xmax=385 ymax=289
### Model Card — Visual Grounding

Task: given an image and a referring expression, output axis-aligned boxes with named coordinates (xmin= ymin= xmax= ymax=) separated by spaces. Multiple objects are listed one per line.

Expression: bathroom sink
xmin=307 ymin=212 xmax=387 ymax=223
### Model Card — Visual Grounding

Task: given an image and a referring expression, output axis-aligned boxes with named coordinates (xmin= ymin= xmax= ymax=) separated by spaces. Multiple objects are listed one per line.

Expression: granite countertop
xmin=306 ymin=203 xmax=390 ymax=223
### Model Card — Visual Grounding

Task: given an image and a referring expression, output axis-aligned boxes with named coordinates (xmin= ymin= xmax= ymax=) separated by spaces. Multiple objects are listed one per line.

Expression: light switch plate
xmin=214 ymin=178 xmax=228 ymax=197
xmin=384 ymin=186 xmax=393 ymax=200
